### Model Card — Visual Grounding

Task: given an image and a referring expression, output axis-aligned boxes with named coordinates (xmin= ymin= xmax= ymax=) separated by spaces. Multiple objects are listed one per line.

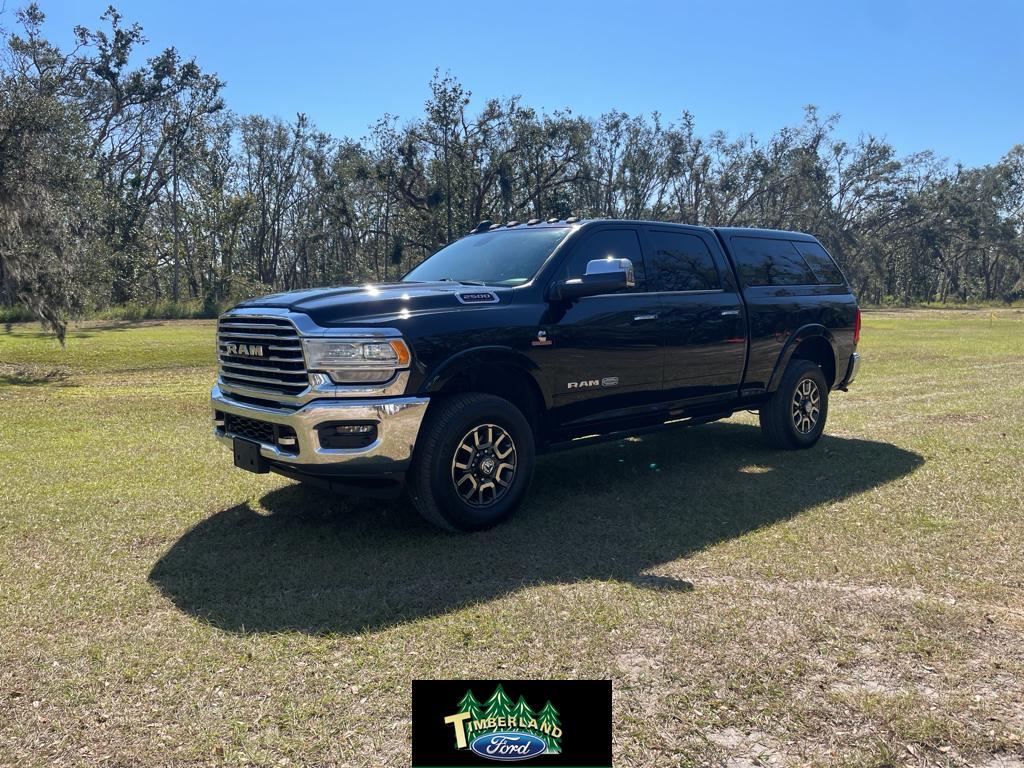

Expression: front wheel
xmin=407 ymin=393 xmax=535 ymax=532
xmin=759 ymin=359 xmax=829 ymax=450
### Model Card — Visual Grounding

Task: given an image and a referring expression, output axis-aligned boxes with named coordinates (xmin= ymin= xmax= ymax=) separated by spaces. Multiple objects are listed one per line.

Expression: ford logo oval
xmin=469 ymin=731 xmax=547 ymax=761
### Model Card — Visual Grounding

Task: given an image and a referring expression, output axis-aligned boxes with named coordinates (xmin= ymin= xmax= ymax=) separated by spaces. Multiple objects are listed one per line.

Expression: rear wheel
xmin=408 ymin=393 xmax=535 ymax=532
xmin=759 ymin=359 xmax=829 ymax=449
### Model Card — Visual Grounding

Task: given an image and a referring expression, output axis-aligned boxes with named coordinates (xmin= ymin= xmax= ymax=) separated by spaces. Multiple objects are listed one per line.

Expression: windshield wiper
xmin=438 ymin=277 xmax=487 ymax=286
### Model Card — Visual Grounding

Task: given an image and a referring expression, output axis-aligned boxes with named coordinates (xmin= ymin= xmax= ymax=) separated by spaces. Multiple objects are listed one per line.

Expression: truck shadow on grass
xmin=149 ymin=422 xmax=923 ymax=635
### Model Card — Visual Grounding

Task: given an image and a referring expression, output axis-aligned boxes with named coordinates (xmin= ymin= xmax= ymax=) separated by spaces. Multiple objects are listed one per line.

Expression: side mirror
xmin=551 ymin=258 xmax=635 ymax=301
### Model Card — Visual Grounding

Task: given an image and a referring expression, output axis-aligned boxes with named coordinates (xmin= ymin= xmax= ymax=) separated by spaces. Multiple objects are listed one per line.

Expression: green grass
xmin=1 ymin=311 xmax=1023 ymax=767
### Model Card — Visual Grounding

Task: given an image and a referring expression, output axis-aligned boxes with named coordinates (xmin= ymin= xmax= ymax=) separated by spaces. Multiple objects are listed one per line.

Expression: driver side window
xmin=557 ymin=229 xmax=646 ymax=290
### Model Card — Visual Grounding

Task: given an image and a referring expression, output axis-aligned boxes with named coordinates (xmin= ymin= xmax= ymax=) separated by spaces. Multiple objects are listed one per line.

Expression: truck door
xmin=541 ymin=226 xmax=664 ymax=430
xmin=643 ymin=228 xmax=746 ymax=403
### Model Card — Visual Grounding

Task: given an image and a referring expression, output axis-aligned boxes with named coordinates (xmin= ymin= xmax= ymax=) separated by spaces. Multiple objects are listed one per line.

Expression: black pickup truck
xmin=212 ymin=219 xmax=860 ymax=531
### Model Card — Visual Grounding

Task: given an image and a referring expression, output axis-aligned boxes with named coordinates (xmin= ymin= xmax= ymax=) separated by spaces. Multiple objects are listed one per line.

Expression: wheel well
xmin=434 ymin=364 xmax=546 ymax=440
xmin=791 ymin=336 xmax=837 ymax=388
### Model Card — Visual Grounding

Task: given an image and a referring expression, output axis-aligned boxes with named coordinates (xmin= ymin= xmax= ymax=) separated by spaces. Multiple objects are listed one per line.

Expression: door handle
xmin=720 ymin=309 xmax=740 ymax=316
xmin=633 ymin=313 xmax=658 ymax=321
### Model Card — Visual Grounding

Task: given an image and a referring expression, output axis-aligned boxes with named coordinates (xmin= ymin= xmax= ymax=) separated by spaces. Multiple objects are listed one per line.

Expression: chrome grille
xmin=217 ymin=315 xmax=309 ymax=397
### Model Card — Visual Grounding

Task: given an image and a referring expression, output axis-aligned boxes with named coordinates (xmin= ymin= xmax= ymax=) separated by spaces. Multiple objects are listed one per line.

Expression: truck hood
xmin=232 ymin=281 xmax=510 ymax=327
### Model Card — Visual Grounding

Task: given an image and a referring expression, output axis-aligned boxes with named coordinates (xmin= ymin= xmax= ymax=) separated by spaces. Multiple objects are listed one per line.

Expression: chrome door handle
xmin=720 ymin=309 xmax=740 ymax=316
xmin=633 ymin=313 xmax=658 ymax=321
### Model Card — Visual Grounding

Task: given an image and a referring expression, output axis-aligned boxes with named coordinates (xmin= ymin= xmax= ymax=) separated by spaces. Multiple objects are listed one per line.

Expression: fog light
xmin=335 ymin=424 xmax=374 ymax=434
xmin=317 ymin=422 xmax=379 ymax=449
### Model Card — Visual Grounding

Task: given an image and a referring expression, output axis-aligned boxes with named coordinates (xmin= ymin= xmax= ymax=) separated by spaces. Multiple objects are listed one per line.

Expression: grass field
xmin=1 ymin=310 xmax=1022 ymax=767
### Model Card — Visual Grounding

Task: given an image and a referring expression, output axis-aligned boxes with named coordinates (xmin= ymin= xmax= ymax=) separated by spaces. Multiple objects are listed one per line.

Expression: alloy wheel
xmin=791 ymin=378 xmax=821 ymax=434
xmin=450 ymin=423 xmax=518 ymax=507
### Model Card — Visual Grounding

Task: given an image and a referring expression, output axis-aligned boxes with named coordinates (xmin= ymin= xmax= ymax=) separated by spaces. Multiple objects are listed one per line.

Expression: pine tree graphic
xmin=510 ymin=694 xmax=536 ymax=726
xmin=457 ymin=689 xmax=485 ymax=722
xmin=482 ymin=683 xmax=515 ymax=721
xmin=537 ymin=700 xmax=562 ymax=754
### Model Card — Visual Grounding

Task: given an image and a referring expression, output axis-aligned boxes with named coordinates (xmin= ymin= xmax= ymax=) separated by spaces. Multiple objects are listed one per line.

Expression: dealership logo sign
xmin=470 ymin=732 xmax=547 ymax=761
xmin=444 ymin=684 xmax=562 ymax=760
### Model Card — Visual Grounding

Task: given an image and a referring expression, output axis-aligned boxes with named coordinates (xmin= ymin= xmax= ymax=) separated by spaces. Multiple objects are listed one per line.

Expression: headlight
xmin=302 ymin=338 xmax=411 ymax=385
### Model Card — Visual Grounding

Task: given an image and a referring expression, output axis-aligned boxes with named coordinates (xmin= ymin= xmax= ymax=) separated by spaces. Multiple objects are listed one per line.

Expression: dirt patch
xmin=828 ymin=678 xmax=898 ymax=696
xmin=656 ymin=574 xmax=961 ymax=607
xmin=0 ymin=363 xmax=72 ymax=386
xmin=615 ymin=649 xmax=665 ymax=683
xmin=707 ymin=727 xmax=789 ymax=766
xmin=978 ymin=758 xmax=1024 ymax=768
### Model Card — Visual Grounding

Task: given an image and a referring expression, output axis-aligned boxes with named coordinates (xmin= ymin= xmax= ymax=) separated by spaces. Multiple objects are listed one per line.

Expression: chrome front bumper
xmin=212 ymin=384 xmax=429 ymax=475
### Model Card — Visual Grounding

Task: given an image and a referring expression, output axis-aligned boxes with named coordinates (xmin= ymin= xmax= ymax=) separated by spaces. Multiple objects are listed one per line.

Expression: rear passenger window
xmin=730 ymin=237 xmax=816 ymax=286
xmin=793 ymin=241 xmax=845 ymax=285
xmin=646 ymin=230 xmax=721 ymax=292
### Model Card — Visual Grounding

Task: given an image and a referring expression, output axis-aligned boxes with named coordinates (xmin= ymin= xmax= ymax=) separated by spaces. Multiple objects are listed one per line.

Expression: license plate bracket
xmin=233 ymin=437 xmax=269 ymax=473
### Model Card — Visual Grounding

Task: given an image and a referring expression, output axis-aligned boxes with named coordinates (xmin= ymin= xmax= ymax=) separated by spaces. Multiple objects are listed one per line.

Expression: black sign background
xmin=412 ymin=680 xmax=612 ymax=767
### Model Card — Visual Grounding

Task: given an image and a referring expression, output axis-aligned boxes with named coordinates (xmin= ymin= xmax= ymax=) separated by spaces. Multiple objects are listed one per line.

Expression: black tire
xmin=759 ymin=359 xmax=829 ymax=450
xmin=407 ymin=393 xmax=535 ymax=532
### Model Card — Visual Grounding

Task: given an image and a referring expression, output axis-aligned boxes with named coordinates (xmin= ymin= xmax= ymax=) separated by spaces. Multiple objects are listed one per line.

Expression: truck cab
xmin=212 ymin=219 xmax=860 ymax=531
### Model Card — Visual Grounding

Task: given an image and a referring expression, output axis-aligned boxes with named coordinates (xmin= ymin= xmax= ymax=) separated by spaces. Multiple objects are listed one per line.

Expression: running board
xmin=545 ymin=412 xmax=732 ymax=453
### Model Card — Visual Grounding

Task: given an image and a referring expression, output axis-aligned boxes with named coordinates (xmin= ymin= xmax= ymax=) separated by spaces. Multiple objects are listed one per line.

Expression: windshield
xmin=403 ymin=227 xmax=571 ymax=286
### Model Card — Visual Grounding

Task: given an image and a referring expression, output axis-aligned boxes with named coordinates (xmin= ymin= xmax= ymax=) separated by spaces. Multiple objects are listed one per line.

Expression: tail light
xmin=853 ymin=308 xmax=862 ymax=346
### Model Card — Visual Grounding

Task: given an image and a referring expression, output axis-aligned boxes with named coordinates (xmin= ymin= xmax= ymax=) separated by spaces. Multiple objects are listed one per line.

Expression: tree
xmin=481 ymin=684 xmax=514 ymax=721
xmin=0 ymin=3 xmax=223 ymax=334
xmin=536 ymin=700 xmax=562 ymax=753
xmin=75 ymin=6 xmax=224 ymax=302
xmin=457 ymin=689 xmax=485 ymax=722
xmin=422 ymin=70 xmax=470 ymax=244
xmin=510 ymin=695 xmax=535 ymax=724
xmin=0 ymin=4 xmax=97 ymax=342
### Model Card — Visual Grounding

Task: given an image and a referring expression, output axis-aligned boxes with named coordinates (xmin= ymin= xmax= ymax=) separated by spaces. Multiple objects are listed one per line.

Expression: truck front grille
xmin=217 ymin=315 xmax=309 ymax=397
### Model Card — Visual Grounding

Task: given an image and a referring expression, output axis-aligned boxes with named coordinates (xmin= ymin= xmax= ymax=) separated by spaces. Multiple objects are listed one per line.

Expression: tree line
xmin=2 ymin=5 xmax=1022 ymax=340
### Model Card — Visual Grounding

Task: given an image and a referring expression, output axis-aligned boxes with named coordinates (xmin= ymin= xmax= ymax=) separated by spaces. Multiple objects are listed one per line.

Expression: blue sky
xmin=8 ymin=0 xmax=1023 ymax=166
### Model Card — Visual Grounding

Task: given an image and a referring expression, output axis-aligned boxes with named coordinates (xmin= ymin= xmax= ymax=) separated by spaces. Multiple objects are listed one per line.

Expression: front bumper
xmin=212 ymin=384 xmax=429 ymax=477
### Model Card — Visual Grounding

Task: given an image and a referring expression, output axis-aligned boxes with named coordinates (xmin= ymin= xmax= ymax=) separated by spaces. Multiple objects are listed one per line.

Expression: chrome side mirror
xmin=551 ymin=257 xmax=635 ymax=301
xmin=584 ymin=257 xmax=635 ymax=286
